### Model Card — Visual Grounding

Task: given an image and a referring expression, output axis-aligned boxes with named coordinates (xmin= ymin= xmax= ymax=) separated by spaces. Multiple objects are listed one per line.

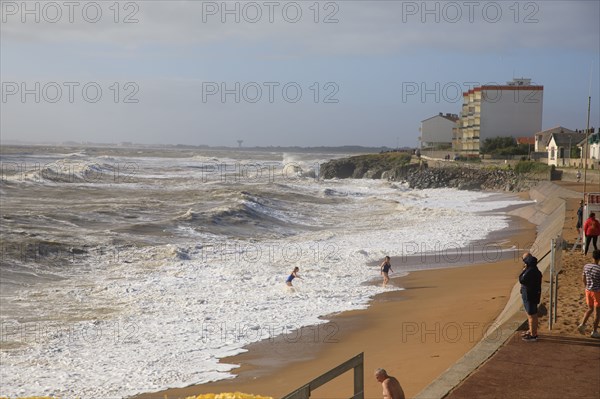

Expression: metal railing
xmin=549 ymin=236 xmax=564 ymax=330
xmin=282 ymin=352 xmax=364 ymax=399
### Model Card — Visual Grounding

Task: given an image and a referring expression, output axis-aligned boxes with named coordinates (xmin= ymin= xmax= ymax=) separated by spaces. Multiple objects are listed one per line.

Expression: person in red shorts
xmin=578 ymin=249 xmax=600 ymax=338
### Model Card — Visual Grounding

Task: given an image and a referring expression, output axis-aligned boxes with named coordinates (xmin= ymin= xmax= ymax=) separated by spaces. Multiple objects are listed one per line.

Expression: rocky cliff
xmin=319 ymin=155 xmax=539 ymax=192
xmin=319 ymin=153 xmax=415 ymax=180
xmin=403 ymin=165 xmax=530 ymax=191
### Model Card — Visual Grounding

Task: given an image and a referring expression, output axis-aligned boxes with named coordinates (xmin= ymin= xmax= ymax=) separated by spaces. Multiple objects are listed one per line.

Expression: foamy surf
xmin=0 ymin=148 xmax=531 ymax=398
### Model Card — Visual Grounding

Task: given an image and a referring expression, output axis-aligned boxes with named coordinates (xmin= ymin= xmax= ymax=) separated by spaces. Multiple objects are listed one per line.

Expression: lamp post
xmin=584 ymin=96 xmax=591 ymax=197
xmin=569 ymin=136 xmax=572 ymax=167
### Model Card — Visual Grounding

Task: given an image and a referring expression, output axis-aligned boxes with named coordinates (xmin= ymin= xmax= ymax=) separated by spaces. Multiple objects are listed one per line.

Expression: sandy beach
xmin=136 ymin=209 xmax=537 ymax=398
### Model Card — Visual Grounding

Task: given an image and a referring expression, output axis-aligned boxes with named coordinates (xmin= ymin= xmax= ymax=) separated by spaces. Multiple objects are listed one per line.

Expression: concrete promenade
xmin=444 ymin=332 xmax=600 ymax=399
xmin=416 ymin=180 xmax=600 ymax=399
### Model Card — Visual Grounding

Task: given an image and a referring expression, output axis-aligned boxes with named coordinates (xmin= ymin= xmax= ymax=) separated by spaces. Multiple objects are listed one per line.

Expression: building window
xmin=550 ymin=147 xmax=555 ymax=160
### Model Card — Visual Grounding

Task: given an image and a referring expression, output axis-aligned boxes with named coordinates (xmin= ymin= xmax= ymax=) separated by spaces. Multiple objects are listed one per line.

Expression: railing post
xmin=549 ymin=238 xmax=555 ymax=330
xmin=353 ymin=352 xmax=364 ymax=399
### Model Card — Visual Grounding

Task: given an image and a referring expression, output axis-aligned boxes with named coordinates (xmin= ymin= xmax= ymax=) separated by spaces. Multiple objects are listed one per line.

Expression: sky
xmin=1 ymin=0 xmax=599 ymax=148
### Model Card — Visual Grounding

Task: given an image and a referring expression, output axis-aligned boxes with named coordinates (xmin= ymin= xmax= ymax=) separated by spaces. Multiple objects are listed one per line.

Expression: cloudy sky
xmin=1 ymin=0 xmax=599 ymax=147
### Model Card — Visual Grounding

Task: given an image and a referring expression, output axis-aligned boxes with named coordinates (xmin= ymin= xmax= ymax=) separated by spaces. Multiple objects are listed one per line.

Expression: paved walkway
xmin=444 ymin=332 xmax=600 ymax=399
xmin=444 ymin=180 xmax=600 ymax=399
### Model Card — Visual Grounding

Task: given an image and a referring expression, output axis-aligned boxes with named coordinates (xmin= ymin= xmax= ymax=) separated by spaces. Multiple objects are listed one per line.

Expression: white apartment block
xmin=453 ymin=78 xmax=544 ymax=153
xmin=419 ymin=113 xmax=459 ymax=149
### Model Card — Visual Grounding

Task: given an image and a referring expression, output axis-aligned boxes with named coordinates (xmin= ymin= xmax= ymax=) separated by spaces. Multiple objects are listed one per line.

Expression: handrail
xmin=281 ymin=352 xmax=364 ymax=399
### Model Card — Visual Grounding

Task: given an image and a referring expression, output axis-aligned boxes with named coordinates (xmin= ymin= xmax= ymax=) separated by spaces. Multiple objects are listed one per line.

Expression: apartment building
xmin=452 ymin=78 xmax=544 ymax=153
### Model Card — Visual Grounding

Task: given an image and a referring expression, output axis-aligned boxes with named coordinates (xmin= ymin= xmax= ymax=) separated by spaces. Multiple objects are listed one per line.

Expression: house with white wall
xmin=546 ymin=131 xmax=585 ymax=166
xmin=535 ymin=126 xmax=577 ymax=153
xmin=577 ymin=129 xmax=599 ymax=165
xmin=419 ymin=113 xmax=458 ymax=149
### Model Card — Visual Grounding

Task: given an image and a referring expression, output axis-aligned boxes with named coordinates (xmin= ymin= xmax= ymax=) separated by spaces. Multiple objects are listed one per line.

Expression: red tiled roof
xmin=463 ymin=86 xmax=544 ymax=96
xmin=516 ymin=137 xmax=535 ymax=145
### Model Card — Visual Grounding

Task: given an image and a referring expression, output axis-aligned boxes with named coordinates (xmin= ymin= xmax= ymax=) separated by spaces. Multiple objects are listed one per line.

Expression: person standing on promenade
xmin=578 ymin=249 xmax=600 ymax=338
xmin=577 ymin=200 xmax=584 ymax=236
xmin=520 ymin=252 xmax=542 ymax=342
xmin=583 ymin=212 xmax=600 ymax=255
xmin=285 ymin=267 xmax=301 ymax=287
xmin=380 ymin=256 xmax=393 ymax=287
xmin=374 ymin=368 xmax=405 ymax=399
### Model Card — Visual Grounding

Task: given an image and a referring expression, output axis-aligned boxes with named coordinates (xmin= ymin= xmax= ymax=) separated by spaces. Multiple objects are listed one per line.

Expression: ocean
xmin=0 ymin=146 xmax=529 ymax=398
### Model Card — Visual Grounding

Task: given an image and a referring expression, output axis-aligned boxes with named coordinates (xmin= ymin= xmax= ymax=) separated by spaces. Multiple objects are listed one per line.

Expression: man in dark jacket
xmin=577 ymin=200 xmax=584 ymax=235
xmin=520 ymin=252 xmax=542 ymax=341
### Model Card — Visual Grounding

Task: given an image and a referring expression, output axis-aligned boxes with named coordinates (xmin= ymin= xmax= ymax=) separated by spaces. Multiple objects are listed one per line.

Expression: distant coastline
xmin=0 ymin=141 xmax=410 ymax=154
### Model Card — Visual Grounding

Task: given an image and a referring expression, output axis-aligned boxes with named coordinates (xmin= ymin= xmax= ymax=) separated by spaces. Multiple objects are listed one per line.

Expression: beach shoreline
xmin=134 ymin=198 xmax=537 ymax=399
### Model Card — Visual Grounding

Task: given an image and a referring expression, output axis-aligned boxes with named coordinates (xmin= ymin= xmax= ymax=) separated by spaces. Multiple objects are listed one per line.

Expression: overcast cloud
xmin=1 ymin=0 xmax=599 ymax=147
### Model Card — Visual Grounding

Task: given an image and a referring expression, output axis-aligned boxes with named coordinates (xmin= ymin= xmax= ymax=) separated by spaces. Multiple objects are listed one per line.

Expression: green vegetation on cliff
xmin=514 ymin=160 xmax=550 ymax=174
xmin=480 ymin=136 xmax=529 ymax=156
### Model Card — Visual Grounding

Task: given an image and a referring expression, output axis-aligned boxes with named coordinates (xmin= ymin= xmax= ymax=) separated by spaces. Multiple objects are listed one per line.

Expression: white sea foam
xmin=0 ymin=152 xmax=531 ymax=398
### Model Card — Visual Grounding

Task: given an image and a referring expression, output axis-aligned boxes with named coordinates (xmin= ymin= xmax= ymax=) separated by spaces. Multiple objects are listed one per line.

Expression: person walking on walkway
xmin=578 ymin=249 xmax=600 ymax=338
xmin=374 ymin=368 xmax=405 ymax=399
xmin=520 ymin=252 xmax=542 ymax=342
xmin=584 ymin=212 xmax=600 ymax=255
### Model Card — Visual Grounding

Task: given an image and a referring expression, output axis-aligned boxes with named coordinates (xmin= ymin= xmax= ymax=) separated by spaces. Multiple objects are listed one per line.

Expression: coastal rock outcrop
xmin=320 ymin=155 xmax=537 ymax=192
xmin=404 ymin=165 xmax=530 ymax=191
xmin=319 ymin=153 xmax=415 ymax=180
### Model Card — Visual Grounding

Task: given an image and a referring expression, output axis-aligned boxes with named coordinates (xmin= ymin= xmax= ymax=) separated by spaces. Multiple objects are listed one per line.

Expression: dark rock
xmin=319 ymin=155 xmax=536 ymax=192
xmin=365 ymin=169 xmax=383 ymax=179
xmin=320 ymin=159 xmax=355 ymax=179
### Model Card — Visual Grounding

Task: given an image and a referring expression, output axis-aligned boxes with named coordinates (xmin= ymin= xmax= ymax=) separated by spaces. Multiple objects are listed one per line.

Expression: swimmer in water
xmin=380 ymin=256 xmax=392 ymax=286
xmin=286 ymin=267 xmax=301 ymax=286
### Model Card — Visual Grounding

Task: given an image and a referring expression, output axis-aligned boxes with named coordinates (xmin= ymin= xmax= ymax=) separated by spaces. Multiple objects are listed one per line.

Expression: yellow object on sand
xmin=0 ymin=393 xmax=272 ymax=399
xmin=186 ymin=393 xmax=273 ymax=399
xmin=0 ymin=394 xmax=272 ymax=399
